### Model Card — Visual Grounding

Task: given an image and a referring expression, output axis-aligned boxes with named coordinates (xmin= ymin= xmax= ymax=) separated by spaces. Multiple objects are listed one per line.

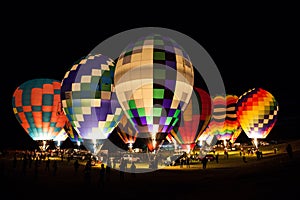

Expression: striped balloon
xmin=215 ymin=94 xmax=241 ymax=141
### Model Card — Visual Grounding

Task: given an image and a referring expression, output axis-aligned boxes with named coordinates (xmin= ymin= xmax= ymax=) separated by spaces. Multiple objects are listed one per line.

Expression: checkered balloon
xmin=236 ymin=88 xmax=279 ymax=139
xmin=12 ymin=78 xmax=67 ymax=141
xmin=114 ymin=34 xmax=194 ymax=142
xmin=60 ymin=54 xmax=123 ymax=152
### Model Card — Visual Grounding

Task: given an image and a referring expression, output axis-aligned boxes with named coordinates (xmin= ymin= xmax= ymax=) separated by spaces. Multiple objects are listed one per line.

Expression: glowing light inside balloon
xmin=236 ymin=88 xmax=279 ymax=139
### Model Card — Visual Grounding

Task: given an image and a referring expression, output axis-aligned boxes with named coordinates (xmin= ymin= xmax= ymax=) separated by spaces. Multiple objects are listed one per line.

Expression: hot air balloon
xmin=63 ymin=120 xmax=82 ymax=148
xmin=200 ymin=95 xmax=226 ymax=142
xmin=196 ymin=94 xmax=226 ymax=156
xmin=214 ymin=94 xmax=241 ymax=147
xmin=230 ymin=126 xmax=243 ymax=144
xmin=114 ymin=33 xmax=194 ymax=152
xmin=115 ymin=114 xmax=138 ymax=152
xmin=170 ymin=86 xmax=212 ymax=153
xmin=60 ymin=54 xmax=123 ymax=154
xmin=12 ymin=78 xmax=67 ymax=151
xmin=236 ymin=88 xmax=279 ymax=148
xmin=53 ymin=129 xmax=68 ymax=148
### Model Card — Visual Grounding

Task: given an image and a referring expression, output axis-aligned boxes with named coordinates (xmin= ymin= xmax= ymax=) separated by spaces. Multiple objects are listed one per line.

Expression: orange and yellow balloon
xmin=236 ymin=88 xmax=279 ymax=146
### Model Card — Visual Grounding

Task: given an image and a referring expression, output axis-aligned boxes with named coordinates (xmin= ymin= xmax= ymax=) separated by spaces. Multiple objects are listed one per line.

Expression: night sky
xmin=1 ymin=4 xmax=298 ymax=149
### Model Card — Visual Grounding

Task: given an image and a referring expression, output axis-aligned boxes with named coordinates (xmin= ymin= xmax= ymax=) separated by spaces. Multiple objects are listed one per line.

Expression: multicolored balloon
xmin=230 ymin=126 xmax=243 ymax=144
xmin=115 ymin=114 xmax=138 ymax=151
xmin=214 ymin=94 xmax=241 ymax=146
xmin=236 ymin=88 xmax=279 ymax=143
xmin=170 ymin=86 xmax=212 ymax=152
xmin=114 ymin=34 xmax=194 ymax=152
xmin=63 ymin=120 xmax=82 ymax=145
xmin=60 ymin=54 xmax=123 ymax=154
xmin=197 ymin=94 xmax=226 ymax=150
xmin=204 ymin=95 xmax=226 ymax=137
xmin=12 ymin=78 xmax=67 ymax=149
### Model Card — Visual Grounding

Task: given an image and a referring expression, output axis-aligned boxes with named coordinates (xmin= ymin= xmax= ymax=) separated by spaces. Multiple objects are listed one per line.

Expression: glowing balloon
xmin=114 ymin=34 xmax=194 ymax=152
xmin=53 ymin=129 xmax=68 ymax=148
xmin=63 ymin=120 xmax=82 ymax=146
xmin=170 ymin=86 xmax=212 ymax=152
xmin=236 ymin=88 xmax=279 ymax=147
xmin=12 ymin=78 xmax=67 ymax=150
xmin=115 ymin=114 xmax=138 ymax=151
xmin=197 ymin=94 xmax=225 ymax=153
xmin=214 ymin=94 xmax=241 ymax=147
xmin=60 ymin=54 xmax=123 ymax=154
xmin=230 ymin=126 xmax=243 ymax=144
xmin=202 ymin=95 xmax=226 ymax=138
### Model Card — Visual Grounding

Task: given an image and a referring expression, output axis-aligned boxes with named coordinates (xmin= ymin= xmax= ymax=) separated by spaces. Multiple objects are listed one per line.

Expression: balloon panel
xmin=236 ymin=88 xmax=279 ymax=139
xmin=61 ymin=54 xmax=123 ymax=140
xmin=12 ymin=78 xmax=67 ymax=141
xmin=115 ymin=34 xmax=194 ymax=136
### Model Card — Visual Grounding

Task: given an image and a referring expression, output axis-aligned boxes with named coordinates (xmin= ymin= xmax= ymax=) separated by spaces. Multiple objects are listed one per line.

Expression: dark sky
xmin=1 ymin=4 xmax=298 ymax=149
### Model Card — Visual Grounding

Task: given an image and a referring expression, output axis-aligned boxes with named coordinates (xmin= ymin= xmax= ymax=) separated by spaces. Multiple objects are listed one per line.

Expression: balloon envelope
xmin=12 ymin=78 xmax=67 ymax=142
xmin=236 ymin=88 xmax=279 ymax=139
xmin=170 ymin=86 xmax=212 ymax=152
xmin=203 ymin=95 xmax=227 ymax=138
xmin=114 ymin=34 xmax=194 ymax=152
xmin=215 ymin=94 xmax=241 ymax=141
xmin=60 ymin=54 xmax=123 ymax=153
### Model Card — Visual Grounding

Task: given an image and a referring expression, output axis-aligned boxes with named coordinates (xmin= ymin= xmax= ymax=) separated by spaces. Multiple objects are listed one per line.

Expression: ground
xmin=1 ymin=139 xmax=299 ymax=199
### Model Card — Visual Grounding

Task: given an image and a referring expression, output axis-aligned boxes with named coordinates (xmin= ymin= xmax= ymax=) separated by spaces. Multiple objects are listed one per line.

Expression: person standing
xmin=130 ymin=162 xmax=136 ymax=178
xmin=202 ymin=157 xmax=208 ymax=169
xmin=215 ymin=153 xmax=219 ymax=163
xmin=98 ymin=163 xmax=105 ymax=188
xmin=105 ymin=162 xmax=111 ymax=182
xmin=286 ymin=144 xmax=293 ymax=158
xmin=83 ymin=159 xmax=92 ymax=186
